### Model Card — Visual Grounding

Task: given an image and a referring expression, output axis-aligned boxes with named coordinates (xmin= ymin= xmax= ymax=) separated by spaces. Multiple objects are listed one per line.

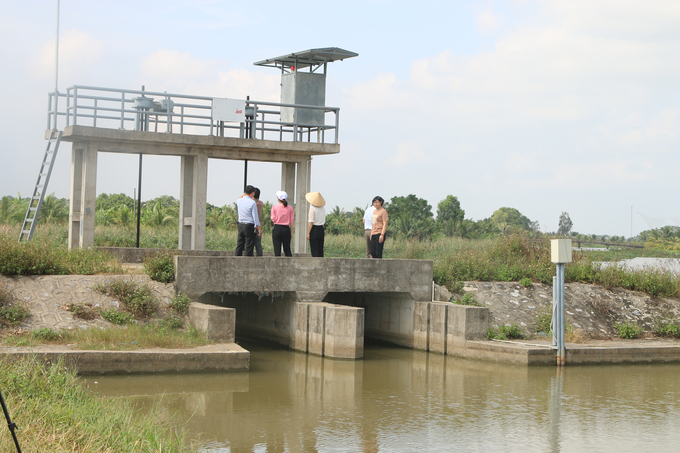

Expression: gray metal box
xmin=281 ymin=72 xmax=326 ymax=126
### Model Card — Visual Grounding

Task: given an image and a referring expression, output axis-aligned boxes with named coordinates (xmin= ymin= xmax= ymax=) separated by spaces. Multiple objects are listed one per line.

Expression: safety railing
xmin=46 ymin=85 xmax=340 ymax=144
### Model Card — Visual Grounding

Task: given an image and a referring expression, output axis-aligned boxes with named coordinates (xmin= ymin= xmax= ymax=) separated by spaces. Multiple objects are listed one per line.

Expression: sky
xmin=1 ymin=0 xmax=679 ymax=237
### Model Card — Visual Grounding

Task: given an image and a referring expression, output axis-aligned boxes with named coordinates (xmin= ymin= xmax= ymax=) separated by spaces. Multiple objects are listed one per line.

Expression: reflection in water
xmin=83 ymin=343 xmax=680 ymax=452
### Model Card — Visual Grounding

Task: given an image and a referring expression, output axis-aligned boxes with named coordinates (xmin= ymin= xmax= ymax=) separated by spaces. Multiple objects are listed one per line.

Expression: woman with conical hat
xmin=305 ymin=191 xmax=326 ymax=257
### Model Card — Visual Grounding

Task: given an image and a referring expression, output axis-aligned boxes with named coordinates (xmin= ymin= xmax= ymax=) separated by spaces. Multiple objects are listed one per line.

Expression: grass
xmin=452 ymin=293 xmax=480 ymax=306
xmin=94 ymin=278 xmax=160 ymax=319
xmin=486 ymin=323 xmax=527 ymax=340
xmin=613 ymin=321 xmax=643 ymax=339
xmin=2 ymin=223 xmax=679 ymax=301
xmin=0 ymin=355 xmax=188 ymax=452
xmin=2 ymin=323 xmax=209 ymax=350
xmin=0 ymin=226 xmax=122 ymax=275
xmin=0 ymin=282 xmax=31 ymax=327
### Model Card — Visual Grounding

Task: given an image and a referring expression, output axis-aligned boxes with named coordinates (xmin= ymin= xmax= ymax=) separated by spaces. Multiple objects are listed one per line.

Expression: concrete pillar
xmin=68 ymin=142 xmax=97 ymax=249
xmin=429 ymin=303 xmax=448 ymax=354
xmin=179 ymin=153 xmax=208 ymax=250
xmin=324 ymin=305 xmax=364 ymax=359
xmin=281 ymin=162 xmax=296 ymax=204
xmin=446 ymin=304 xmax=489 ymax=351
xmin=80 ymin=145 xmax=97 ymax=249
xmin=292 ymin=302 xmax=310 ymax=353
xmin=308 ymin=303 xmax=326 ymax=356
xmin=294 ymin=158 xmax=311 ymax=254
xmin=68 ymin=144 xmax=83 ymax=250
xmin=413 ymin=301 xmax=430 ymax=351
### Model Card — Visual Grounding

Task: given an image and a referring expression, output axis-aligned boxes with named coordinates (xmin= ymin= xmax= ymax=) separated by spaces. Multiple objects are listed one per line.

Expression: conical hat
xmin=305 ymin=192 xmax=326 ymax=207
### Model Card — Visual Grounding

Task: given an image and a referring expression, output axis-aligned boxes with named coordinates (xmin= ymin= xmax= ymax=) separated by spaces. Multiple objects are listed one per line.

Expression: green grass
xmin=2 ymin=223 xmax=679 ymax=301
xmin=486 ymin=323 xmax=527 ymax=340
xmin=613 ymin=321 xmax=643 ymax=339
xmin=0 ymin=282 xmax=31 ymax=327
xmin=0 ymin=355 xmax=188 ymax=451
xmin=0 ymin=226 xmax=122 ymax=275
xmin=581 ymin=246 xmax=679 ymax=262
xmin=2 ymin=323 xmax=209 ymax=350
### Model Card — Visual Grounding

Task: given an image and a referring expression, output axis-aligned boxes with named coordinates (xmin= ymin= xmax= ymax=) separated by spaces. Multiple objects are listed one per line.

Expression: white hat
xmin=276 ymin=190 xmax=288 ymax=201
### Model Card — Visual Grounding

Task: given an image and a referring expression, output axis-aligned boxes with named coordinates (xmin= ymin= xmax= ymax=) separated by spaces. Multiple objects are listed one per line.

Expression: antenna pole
xmin=55 ymin=0 xmax=60 ymax=93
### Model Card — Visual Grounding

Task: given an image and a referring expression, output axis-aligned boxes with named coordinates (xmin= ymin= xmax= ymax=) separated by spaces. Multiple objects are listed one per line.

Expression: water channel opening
xmin=323 ymin=292 xmax=416 ymax=348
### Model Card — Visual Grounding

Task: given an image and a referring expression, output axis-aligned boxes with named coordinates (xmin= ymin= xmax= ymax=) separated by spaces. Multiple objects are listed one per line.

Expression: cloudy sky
xmin=1 ymin=0 xmax=678 ymax=237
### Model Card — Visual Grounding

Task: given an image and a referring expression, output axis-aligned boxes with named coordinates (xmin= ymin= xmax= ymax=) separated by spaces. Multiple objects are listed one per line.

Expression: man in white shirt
xmin=362 ymin=204 xmax=376 ymax=258
xmin=235 ymin=185 xmax=261 ymax=256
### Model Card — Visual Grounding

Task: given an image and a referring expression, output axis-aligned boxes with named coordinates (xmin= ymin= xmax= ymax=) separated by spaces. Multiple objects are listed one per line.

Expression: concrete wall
xmin=188 ymin=302 xmax=235 ymax=342
xmin=175 ymin=256 xmax=433 ymax=302
xmin=200 ymin=292 xmax=364 ymax=359
xmin=324 ymin=292 xmax=416 ymax=348
xmin=411 ymin=302 xmax=490 ymax=355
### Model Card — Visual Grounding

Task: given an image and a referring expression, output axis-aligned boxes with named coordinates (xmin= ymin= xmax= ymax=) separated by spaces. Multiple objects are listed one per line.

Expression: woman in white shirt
xmin=305 ymin=192 xmax=326 ymax=257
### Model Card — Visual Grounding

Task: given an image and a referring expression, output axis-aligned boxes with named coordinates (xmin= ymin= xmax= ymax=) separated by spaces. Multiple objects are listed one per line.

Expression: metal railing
xmin=46 ymin=85 xmax=340 ymax=144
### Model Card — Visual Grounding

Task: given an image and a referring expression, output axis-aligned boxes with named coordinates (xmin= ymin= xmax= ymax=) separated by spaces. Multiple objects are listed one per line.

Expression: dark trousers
xmin=255 ymin=228 xmax=263 ymax=256
xmin=309 ymin=225 xmax=324 ymax=257
xmin=272 ymin=224 xmax=292 ymax=257
xmin=370 ymin=234 xmax=384 ymax=259
xmin=235 ymin=223 xmax=256 ymax=256
xmin=365 ymin=229 xmax=372 ymax=258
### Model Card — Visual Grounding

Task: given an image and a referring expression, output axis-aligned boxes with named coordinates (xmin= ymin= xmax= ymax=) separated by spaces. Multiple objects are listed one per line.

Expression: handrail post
xmin=120 ymin=91 xmax=125 ymax=130
xmin=72 ymin=86 xmax=78 ymax=125
xmin=335 ymin=109 xmax=340 ymax=144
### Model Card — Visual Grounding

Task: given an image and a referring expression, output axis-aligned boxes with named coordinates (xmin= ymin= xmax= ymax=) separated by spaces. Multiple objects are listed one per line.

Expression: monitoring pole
xmin=551 ymin=239 xmax=572 ymax=366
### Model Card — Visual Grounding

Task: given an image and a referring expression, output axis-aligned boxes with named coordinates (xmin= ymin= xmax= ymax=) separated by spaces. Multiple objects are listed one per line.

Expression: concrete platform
xmin=451 ymin=339 xmax=680 ymax=366
xmin=1 ymin=343 xmax=249 ymax=375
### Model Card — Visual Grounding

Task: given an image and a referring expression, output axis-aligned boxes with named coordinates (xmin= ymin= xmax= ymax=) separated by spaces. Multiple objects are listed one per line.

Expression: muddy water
xmin=83 ymin=343 xmax=680 ymax=452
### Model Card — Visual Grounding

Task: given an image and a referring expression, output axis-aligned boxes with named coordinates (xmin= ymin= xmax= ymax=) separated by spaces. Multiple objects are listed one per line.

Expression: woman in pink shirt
xmin=270 ymin=191 xmax=295 ymax=256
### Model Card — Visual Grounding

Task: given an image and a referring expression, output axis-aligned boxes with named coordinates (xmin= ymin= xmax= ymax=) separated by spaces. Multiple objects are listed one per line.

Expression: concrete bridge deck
xmin=175 ymin=256 xmax=488 ymax=359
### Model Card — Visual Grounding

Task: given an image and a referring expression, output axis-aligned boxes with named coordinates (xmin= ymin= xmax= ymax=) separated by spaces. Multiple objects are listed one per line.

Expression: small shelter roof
xmin=253 ymin=47 xmax=358 ymax=70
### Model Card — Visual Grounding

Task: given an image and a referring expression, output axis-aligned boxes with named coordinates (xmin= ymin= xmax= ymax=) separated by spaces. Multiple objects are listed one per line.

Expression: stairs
xmin=18 ymin=130 xmax=63 ymax=242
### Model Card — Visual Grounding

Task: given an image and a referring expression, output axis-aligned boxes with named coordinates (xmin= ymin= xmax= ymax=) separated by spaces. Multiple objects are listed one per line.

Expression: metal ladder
xmin=18 ymin=130 xmax=63 ymax=242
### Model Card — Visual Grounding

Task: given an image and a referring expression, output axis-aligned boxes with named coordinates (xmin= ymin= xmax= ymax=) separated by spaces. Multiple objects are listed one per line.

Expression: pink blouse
xmin=271 ymin=204 xmax=294 ymax=225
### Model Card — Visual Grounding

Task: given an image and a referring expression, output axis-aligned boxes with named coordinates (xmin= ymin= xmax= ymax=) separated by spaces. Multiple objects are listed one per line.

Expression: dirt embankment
xmin=461 ymin=281 xmax=680 ymax=339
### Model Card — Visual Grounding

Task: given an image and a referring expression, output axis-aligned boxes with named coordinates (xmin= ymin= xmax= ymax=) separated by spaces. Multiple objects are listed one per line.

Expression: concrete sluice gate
xmin=176 ymin=256 xmax=489 ymax=360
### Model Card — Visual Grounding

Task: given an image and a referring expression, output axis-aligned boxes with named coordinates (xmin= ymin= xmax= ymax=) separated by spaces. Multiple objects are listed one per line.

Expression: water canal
xmin=83 ymin=343 xmax=680 ymax=452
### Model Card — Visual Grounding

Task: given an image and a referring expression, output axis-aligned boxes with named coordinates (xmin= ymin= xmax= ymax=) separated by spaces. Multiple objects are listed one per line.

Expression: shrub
xmin=101 ymin=308 xmax=135 ymax=325
xmin=32 ymin=327 xmax=62 ymax=341
xmin=169 ymin=292 xmax=191 ymax=314
xmin=653 ymin=318 xmax=680 ymax=338
xmin=157 ymin=315 xmax=184 ymax=331
xmin=487 ymin=323 xmax=526 ymax=340
xmin=499 ymin=323 xmax=526 ymax=340
xmin=519 ymin=277 xmax=533 ymax=288
xmin=453 ymin=293 xmax=480 ymax=306
xmin=94 ymin=278 xmax=159 ymax=319
xmin=534 ymin=310 xmax=552 ymax=335
xmin=0 ymin=234 xmax=121 ymax=275
xmin=68 ymin=302 xmax=98 ymax=320
xmin=613 ymin=321 xmax=643 ymax=339
xmin=144 ymin=251 xmax=178 ymax=283
xmin=0 ymin=283 xmax=31 ymax=327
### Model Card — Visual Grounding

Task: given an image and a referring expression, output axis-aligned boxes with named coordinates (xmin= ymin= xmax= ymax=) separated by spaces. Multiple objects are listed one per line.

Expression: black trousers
xmin=235 ymin=223 xmax=256 ymax=256
xmin=370 ymin=234 xmax=385 ymax=259
xmin=309 ymin=225 xmax=324 ymax=257
xmin=272 ymin=224 xmax=292 ymax=257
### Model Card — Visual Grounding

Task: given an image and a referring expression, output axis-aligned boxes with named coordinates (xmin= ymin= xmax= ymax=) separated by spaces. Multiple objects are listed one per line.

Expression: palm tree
xmin=39 ymin=193 xmax=68 ymax=224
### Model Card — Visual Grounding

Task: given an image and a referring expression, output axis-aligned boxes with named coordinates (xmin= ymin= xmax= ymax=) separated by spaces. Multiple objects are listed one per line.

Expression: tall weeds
xmin=0 ymin=355 xmax=187 ymax=451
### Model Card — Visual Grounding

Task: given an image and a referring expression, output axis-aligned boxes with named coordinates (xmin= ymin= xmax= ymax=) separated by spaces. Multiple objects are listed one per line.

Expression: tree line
xmin=4 ymin=192 xmax=677 ymax=246
xmin=1 ymin=192 xmax=541 ymax=240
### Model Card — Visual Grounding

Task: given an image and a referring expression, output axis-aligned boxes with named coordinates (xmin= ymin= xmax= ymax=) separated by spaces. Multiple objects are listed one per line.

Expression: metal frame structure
xmin=46 ymin=85 xmax=340 ymax=144
xmin=254 ymin=47 xmax=359 ymax=75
